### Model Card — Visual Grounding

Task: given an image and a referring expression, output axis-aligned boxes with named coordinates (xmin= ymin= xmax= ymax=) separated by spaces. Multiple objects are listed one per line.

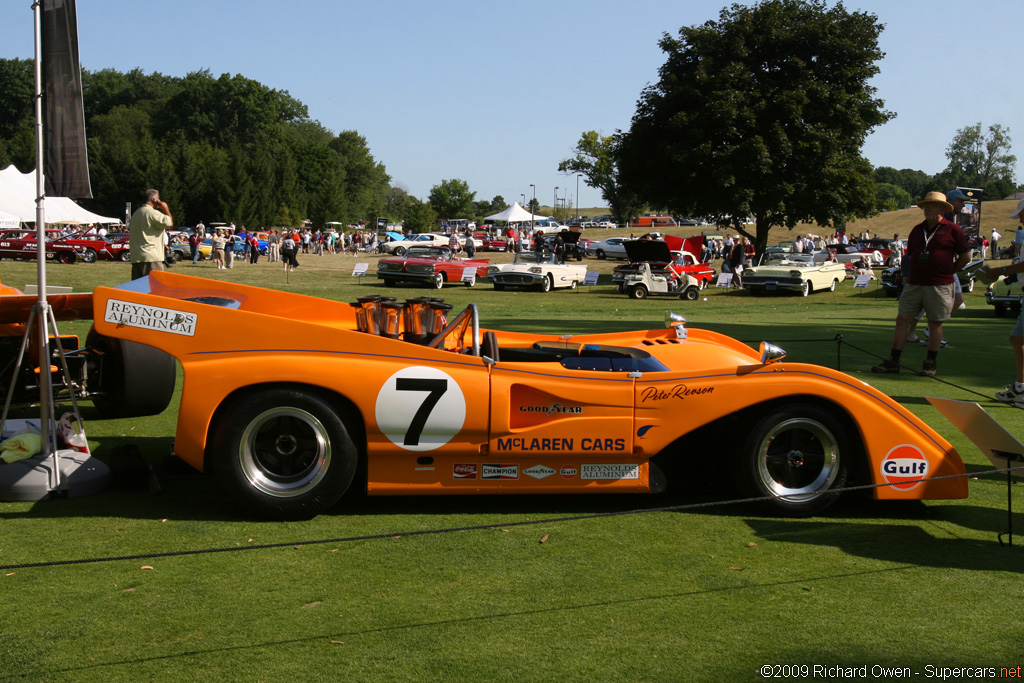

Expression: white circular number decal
xmin=375 ymin=366 xmax=466 ymax=451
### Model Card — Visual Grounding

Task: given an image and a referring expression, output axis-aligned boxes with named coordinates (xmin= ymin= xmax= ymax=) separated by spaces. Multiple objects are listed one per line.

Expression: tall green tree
xmin=615 ymin=0 xmax=893 ymax=254
xmin=558 ymin=131 xmax=642 ymax=225
xmin=940 ymin=122 xmax=1016 ymax=199
xmin=428 ymin=178 xmax=476 ymax=220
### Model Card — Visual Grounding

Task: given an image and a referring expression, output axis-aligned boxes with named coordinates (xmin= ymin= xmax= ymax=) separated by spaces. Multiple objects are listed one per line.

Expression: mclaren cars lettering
xmin=376 ymin=367 xmax=466 ymax=452
xmin=103 ymin=300 xmax=197 ymax=336
xmin=495 ymin=437 xmax=626 ymax=452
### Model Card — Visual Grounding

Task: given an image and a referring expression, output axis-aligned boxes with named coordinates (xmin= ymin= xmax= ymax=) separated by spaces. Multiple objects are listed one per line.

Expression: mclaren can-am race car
xmin=37 ymin=271 xmax=967 ymax=520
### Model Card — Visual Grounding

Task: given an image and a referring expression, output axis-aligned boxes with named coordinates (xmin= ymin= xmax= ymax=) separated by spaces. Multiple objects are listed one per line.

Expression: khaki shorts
xmin=131 ymin=261 xmax=165 ymax=281
xmin=898 ymin=283 xmax=954 ymax=322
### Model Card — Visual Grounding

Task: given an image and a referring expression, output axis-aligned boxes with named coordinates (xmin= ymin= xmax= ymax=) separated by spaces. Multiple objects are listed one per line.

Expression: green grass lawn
xmin=1 ymin=249 xmax=1022 ymax=682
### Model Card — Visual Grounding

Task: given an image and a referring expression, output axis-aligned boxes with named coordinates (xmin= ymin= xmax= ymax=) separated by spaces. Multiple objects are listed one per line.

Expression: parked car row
xmin=0 ymin=229 xmax=129 ymax=264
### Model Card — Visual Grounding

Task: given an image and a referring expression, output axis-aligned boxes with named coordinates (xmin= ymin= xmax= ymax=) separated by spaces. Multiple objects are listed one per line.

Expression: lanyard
xmin=921 ymin=223 xmax=943 ymax=250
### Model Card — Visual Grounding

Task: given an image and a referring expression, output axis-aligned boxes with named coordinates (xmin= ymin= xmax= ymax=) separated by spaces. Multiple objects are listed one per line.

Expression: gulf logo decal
xmin=880 ymin=445 xmax=929 ymax=491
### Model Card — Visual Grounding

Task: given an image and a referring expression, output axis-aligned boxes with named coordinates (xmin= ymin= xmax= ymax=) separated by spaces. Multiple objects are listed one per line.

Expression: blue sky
xmin=1 ymin=0 xmax=1020 ymax=208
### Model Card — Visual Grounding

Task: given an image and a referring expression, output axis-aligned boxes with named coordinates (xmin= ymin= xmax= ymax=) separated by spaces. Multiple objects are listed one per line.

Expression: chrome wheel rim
xmin=238 ymin=406 xmax=331 ymax=498
xmin=755 ymin=417 xmax=839 ymax=502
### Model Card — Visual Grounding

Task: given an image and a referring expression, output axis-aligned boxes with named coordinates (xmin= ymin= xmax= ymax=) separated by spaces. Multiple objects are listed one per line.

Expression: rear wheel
xmin=82 ymin=248 xmax=97 ymax=263
xmin=628 ymin=285 xmax=648 ymax=299
xmin=210 ymin=389 xmax=359 ymax=520
xmin=57 ymin=251 xmax=76 ymax=264
xmin=596 ymin=250 xmax=606 ymax=260
xmin=119 ymin=250 xmax=131 ymax=262
xmin=86 ymin=328 xmax=176 ymax=419
xmin=568 ymin=279 xmax=577 ymax=290
xmin=736 ymin=403 xmax=851 ymax=515
xmin=829 ymin=278 xmax=838 ymax=292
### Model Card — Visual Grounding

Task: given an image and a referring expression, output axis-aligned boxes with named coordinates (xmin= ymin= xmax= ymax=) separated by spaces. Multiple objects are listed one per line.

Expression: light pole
xmin=520 ymin=193 xmax=525 ymax=208
xmin=576 ymin=174 xmax=581 ymax=221
xmin=530 ymin=184 xmax=536 ymax=234
xmin=554 ymin=187 xmax=559 ymax=222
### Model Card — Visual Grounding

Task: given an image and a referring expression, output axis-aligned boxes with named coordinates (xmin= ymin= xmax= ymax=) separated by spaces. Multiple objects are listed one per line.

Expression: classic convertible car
xmin=380 ymin=232 xmax=451 ymax=256
xmin=985 ymin=274 xmax=1024 ymax=317
xmin=488 ymin=252 xmax=588 ymax=292
xmin=744 ymin=256 xmax=847 ymax=296
xmin=377 ymin=245 xmax=489 ymax=288
xmin=25 ymin=271 xmax=967 ymax=520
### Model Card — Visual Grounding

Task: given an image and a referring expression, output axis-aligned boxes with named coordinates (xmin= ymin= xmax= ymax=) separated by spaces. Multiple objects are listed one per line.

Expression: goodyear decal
xmin=881 ymin=445 xmax=929 ymax=491
xmin=523 ymin=465 xmax=556 ymax=480
xmin=104 ymin=300 xmax=197 ymax=336
xmin=495 ymin=437 xmax=626 ymax=452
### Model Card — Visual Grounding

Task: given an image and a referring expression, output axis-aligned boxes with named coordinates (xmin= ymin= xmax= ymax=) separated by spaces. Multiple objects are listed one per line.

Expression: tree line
xmin=0 ymin=59 xmax=395 ymax=229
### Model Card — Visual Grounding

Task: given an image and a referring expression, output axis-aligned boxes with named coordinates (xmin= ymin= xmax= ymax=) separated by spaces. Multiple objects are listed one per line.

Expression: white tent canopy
xmin=0 ymin=165 xmax=120 ymax=224
xmin=484 ymin=202 xmax=542 ymax=224
xmin=0 ymin=209 xmax=21 ymax=228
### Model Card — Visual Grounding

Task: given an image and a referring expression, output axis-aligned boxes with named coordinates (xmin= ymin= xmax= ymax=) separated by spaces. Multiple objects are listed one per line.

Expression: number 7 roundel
xmin=375 ymin=366 xmax=467 ymax=451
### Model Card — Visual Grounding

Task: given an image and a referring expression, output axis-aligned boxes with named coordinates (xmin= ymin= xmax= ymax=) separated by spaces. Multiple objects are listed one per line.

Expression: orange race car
xmin=54 ymin=271 xmax=968 ymax=520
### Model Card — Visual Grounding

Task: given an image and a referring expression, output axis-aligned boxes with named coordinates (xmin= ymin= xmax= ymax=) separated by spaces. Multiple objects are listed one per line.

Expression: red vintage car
xmin=63 ymin=230 xmax=130 ymax=261
xmin=0 ymin=229 xmax=89 ymax=264
xmin=612 ymin=235 xmax=716 ymax=290
xmin=376 ymin=246 xmax=490 ymax=289
xmin=474 ymin=232 xmax=508 ymax=252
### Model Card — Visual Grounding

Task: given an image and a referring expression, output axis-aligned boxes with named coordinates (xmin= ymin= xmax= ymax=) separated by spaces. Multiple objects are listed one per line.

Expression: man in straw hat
xmin=979 ymin=197 xmax=1024 ymax=405
xmin=872 ymin=191 xmax=970 ymax=377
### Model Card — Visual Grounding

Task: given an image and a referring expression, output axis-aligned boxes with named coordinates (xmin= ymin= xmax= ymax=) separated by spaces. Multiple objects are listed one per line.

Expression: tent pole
xmin=33 ymin=0 xmax=61 ymax=491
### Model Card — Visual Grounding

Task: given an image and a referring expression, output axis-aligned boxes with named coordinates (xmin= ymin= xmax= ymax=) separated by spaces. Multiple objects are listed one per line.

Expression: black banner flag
xmin=41 ymin=0 xmax=92 ymax=198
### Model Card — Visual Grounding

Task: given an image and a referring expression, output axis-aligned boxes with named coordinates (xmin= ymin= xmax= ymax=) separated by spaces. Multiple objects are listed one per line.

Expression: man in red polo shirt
xmin=872 ymin=191 xmax=971 ymax=377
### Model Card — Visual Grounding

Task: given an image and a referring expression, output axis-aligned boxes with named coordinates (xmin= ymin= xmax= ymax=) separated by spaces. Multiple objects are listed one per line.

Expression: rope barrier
xmin=2 ymin=463 xmax=1021 ymax=572
xmin=3 ymin=333 xmax=1020 ymax=571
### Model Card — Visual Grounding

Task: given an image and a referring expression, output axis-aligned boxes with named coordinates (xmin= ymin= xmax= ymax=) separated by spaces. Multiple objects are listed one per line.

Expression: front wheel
xmin=681 ymin=287 xmax=699 ymax=301
xmin=393 ymin=246 xmax=406 ymax=256
xmin=119 ymin=250 xmax=131 ymax=262
xmin=210 ymin=389 xmax=359 ymax=520
xmin=596 ymin=250 xmax=606 ymax=260
xmin=801 ymin=280 xmax=811 ymax=297
xmin=431 ymin=272 xmax=444 ymax=289
xmin=628 ymin=285 xmax=648 ymax=299
xmin=995 ymin=303 xmax=1007 ymax=317
xmin=736 ymin=403 xmax=851 ymax=515
xmin=964 ymin=278 xmax=974 ymax=293
xmin=82 ymin=248 xmax=97 ymax=263
xmin=538 ymin=275 xmax=553 ymax=292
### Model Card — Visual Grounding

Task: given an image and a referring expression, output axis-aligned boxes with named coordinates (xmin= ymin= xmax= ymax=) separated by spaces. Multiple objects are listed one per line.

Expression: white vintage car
xmin=743 ymin=256 xmax=847 ymax=296
xmin=488 ymin=252 xmax=588 ymax=292
xmin=380 ymin=232 xmax=452 ymax=255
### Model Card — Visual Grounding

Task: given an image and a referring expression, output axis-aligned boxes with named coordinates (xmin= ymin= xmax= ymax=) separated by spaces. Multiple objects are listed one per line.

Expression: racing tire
xmin=539 ymin=275 xmax=553 ymax=293
xmin=393 ymin=246 xmax=406 ymax=256
xmin=57 ymin=251 xmax=76 ymax=265
xmin=210 ymin=388 xmax=359 ymax=520
xmin=82 ymin=249 xmax=98 ymax=264
xmin=681 ymin=287 xmax=699 ymax=301
xmin=119 ymin=250 xmax=131 ymax=262
xmin=431 ymin=272 xmax=445 ymax=289
xmin=801 ymin=280 xmax=811 ymax=297
xmin=736 ymin=403 xmax=851 ymax=516
xmin=628 ymin=285 xmax=648 ymax=300
xmin=85 ymin=328 xmax=176 ymax=419
xmin=829 ymin=279 xmax=838 ymax=292
xmin=596 ymin=250 xmax=606 ymax=260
